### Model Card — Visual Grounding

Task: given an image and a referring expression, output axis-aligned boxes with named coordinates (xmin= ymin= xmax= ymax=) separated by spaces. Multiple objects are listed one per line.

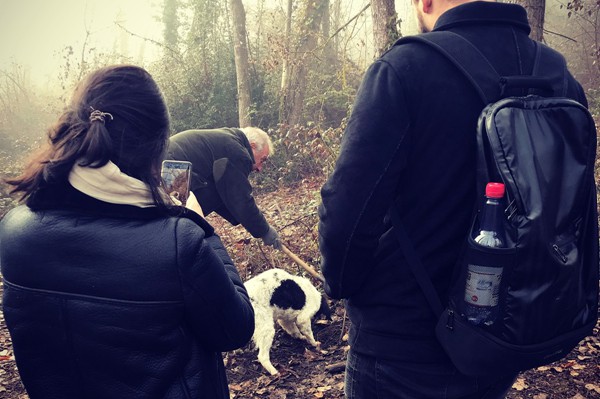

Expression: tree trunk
xmin=162 ymin=0 xmax=179 ymax=50
xmin=281 ymin=0 xmax=326 ymax=126
xmin=322 ymin=0 xmax=336 ymax=65
xmin=514 ymin=0 xmax=546 ymax=42
xmin=372 ymin=0 xmax=399 ymax=57
xmin=230 ymin=0 xmax=253 ymax=127
xmin=279 ymin=0 xmax=294 ymax=123
xmin=332 ymin=0 xmax=341 ymax=57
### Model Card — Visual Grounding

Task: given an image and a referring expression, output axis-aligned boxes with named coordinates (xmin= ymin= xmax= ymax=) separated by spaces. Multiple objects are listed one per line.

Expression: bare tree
xmin=322 ymin=0 xmax=335 ymax=64
xmin=512 ymin=0 xmax=546 ymax=42
xmin=372 ymin=0 xmax=400 ymax=56
xmin=279 ymin=0 xmax=294 ymax=123
xmin=230 ymin=0 xmax=253 ymax=127
xmin=162 ymin=0 xmax=180 ymax=50
xmin=280 ymin=0 xmax=327 ymax=126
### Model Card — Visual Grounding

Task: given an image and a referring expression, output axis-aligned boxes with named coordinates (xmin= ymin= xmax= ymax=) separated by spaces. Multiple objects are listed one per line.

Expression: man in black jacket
xmin=318 ymin=0 xmax=589 ymax=398
xmin=167 ymin=127 xmax=281 ymax=249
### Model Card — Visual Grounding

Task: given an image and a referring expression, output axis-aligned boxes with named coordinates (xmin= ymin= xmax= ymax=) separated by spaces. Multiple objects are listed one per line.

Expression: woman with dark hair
xmin=0 ymin=65 xmax=254 ymax=398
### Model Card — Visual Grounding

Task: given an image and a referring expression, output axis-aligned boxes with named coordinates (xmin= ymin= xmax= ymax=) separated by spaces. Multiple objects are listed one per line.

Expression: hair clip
xmin=89 ymin=106 xmax=114 ymax=124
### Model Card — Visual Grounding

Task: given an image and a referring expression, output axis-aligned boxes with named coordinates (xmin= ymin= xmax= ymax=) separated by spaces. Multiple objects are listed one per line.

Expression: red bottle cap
xmin=486 ymin=182 xmax=505 ymax=198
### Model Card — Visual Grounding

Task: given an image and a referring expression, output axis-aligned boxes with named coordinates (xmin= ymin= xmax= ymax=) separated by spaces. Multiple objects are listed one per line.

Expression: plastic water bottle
xmin=464 ymin=182 xmax=506 ymax=326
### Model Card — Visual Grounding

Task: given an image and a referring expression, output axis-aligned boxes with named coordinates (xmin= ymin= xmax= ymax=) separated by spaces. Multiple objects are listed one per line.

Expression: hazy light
xmin=0 ymin=0 xmax=162 ymax=88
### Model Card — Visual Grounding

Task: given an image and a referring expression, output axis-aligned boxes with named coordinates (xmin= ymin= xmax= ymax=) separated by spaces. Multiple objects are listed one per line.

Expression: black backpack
xmin=392 ymin=31 xmax=599 ymax=377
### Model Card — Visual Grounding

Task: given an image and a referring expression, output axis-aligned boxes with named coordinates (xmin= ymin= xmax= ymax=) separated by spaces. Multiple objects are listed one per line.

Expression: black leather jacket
xmin=0 ymin=187 xmax=254 ymax=398
xmin=319 ymin=1 xmax=588 ymax=362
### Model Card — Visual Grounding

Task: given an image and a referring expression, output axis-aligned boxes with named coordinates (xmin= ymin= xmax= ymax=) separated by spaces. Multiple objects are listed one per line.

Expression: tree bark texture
xmin=281 ymin=0 xmax=326 ymax=126
xmin=230 ymin=0 xmax=253 ymax=127
xmin=162 ymin=0 xmax=179 ymax=50
xmin=372 ymin=0 xmax=399 ymax=57
xmin=512 ymin=0 xmax=546 ymax=42
xmin=279 ymin=0 xmax=294 ymax=123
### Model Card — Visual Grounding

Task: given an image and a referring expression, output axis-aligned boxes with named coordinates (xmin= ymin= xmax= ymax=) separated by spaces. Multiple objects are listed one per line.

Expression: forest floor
xmin=0 ymin=175 xmax=599 ymax=398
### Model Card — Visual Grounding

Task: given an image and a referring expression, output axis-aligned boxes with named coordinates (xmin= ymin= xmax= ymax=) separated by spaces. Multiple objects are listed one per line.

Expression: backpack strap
xmin=393 ymin=31 xmax=568 ymax=103
xmin=531 ymin=42 xmax=569 ymax=97
xmin=395 ymin=31 xmax=499 ymax=104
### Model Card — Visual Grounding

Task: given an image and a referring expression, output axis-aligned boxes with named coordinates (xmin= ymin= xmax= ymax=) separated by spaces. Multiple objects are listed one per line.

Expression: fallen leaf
xmin=561 ymin=360 xmax=575 ymax=368
xmin=533 ymin=394 xmax=548 ymax=399
xmin=512 ymin=378 xmax=528 ymax=391
xmin=585 ymin=383 xmax=600 ymax=394
xmin=552 ymin=366 xmax=564 ymax=373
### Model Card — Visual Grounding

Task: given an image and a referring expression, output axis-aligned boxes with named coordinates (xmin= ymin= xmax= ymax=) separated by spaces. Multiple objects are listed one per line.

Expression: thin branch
xmin=77 ymin=30 xmax=91 ymax=82
xmin=0 ymin=71 xmax=30 ymax=101
xmin=326 ymin=3 xmax=371 ymax=44
xmin=278 ymin=211 xmax=317 ymax=230
xmin=288 ymin=2 xmax=372 ymax=61
xmin=115 ymin=22 xmax=184 ymax=64
xmin=544 ymin=28 xmax=578 ymax=42
xmin=257 ymin=241 xmax=276 ymax=268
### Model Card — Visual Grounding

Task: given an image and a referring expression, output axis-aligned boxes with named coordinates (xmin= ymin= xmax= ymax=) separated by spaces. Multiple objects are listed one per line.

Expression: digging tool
xmin=280 ymin=245 xmax=324 ymax=283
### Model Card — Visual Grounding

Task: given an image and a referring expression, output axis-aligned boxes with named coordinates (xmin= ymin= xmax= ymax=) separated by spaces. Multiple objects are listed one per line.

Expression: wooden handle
xmin=281 ymin=245 xmax=324 ymax=283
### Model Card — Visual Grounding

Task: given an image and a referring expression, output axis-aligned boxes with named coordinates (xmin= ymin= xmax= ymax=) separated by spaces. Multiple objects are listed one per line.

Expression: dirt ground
xmin=0 ymin=176 xmax=599 ymax=398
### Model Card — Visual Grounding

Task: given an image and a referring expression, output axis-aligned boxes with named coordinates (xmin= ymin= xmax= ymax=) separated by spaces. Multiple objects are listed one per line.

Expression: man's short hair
xmin=240 ymin=127 xmax=274 ymax=156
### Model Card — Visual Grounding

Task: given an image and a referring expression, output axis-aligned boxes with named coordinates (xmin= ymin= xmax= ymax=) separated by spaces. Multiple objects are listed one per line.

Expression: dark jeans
xmin=345 ymin=349 xmax=516 ymax=399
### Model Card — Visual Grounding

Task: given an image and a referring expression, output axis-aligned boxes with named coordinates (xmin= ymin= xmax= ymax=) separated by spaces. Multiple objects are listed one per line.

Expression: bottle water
xmin=464 ymin=182 xmax=506 ymax=326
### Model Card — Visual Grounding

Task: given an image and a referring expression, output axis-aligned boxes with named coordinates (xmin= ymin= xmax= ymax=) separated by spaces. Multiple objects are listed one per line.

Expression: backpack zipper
xmin=552 ymin=244 xmax=568 ymax=263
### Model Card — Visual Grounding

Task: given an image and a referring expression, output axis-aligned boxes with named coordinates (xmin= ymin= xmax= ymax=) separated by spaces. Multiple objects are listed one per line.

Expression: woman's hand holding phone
xmin=185 ymin=191 xmax=204 ymax=217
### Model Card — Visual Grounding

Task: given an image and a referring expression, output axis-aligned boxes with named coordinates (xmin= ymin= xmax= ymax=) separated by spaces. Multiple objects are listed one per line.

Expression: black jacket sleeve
xmin=318 ymin=60 xmax=411 ymax=299
xmin=176 ymin=218 xmax=255 ymax=351
xmin=213 ymin=157 xmax=270 ymax=238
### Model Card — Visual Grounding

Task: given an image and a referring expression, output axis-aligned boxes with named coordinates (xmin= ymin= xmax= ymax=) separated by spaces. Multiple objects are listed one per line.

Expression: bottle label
xmin=464 ymin=264 xmax=503 ymax=307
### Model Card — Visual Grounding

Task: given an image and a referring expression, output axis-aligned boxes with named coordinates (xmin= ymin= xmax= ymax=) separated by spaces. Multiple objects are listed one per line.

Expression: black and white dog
xmin=244 ymin=268 xmax=331 ymax=375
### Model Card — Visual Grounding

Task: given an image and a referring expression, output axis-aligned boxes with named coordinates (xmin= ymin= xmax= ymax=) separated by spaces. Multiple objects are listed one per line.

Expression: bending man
xmin=167 ymin=127 xmax=281 ymax=249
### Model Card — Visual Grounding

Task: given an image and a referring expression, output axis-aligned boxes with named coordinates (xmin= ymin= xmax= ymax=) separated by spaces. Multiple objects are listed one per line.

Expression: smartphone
xmin=161 ymin=160 xmax=192 ymax=206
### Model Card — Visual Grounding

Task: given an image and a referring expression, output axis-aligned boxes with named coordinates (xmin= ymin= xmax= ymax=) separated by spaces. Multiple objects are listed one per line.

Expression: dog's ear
xmin=317 ymin=295 xmax=332 ymax=320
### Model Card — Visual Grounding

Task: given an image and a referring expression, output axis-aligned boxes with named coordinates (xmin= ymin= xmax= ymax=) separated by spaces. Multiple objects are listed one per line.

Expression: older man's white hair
xmin=240 ymin=127 xmax=274 ymax=156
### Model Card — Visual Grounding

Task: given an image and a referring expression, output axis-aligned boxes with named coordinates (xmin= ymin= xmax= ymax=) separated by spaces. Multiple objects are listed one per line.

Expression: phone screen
xmin=161 ymin=160 xmax=192 ymax=206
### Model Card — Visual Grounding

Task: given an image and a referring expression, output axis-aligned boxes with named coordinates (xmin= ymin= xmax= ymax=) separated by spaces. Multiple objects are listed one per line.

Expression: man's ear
xmin=422 ymin=0 xmax=433 ymax=13
xmin=250 ymin=142 xmax=257 ymax=149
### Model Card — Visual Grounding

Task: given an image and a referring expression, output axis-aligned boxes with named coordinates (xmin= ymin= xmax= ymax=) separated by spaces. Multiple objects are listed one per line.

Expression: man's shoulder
xmin=377 ymin=35 xmax=450 ymax=73
xmin=170 ymin=128 xmax=235 ymax=142
xmin=169 ymin=128 xmax=245 ymax=156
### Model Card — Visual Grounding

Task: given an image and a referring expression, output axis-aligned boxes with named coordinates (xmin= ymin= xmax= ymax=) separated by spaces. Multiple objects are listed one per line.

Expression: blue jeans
xmin=345 ymin=349 xmax=516 ymax=399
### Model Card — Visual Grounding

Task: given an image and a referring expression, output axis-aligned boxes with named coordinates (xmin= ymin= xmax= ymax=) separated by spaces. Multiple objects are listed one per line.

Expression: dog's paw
xmin=259 ymin=359 xmax=279 ymax=375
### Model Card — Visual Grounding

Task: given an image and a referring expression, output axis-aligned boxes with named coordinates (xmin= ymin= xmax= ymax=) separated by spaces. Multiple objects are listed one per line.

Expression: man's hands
xmin=262 ymin=225 xmax=282 ymax=249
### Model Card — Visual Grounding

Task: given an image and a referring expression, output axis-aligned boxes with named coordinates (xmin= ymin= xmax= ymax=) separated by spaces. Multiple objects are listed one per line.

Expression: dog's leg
xmin=277 ymin=318 xmax=304 ymax=340
xmin=254 ymin=322 xmax=279 ymax=375
xmin=296 ymin=317 xmax=320 ymax=348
